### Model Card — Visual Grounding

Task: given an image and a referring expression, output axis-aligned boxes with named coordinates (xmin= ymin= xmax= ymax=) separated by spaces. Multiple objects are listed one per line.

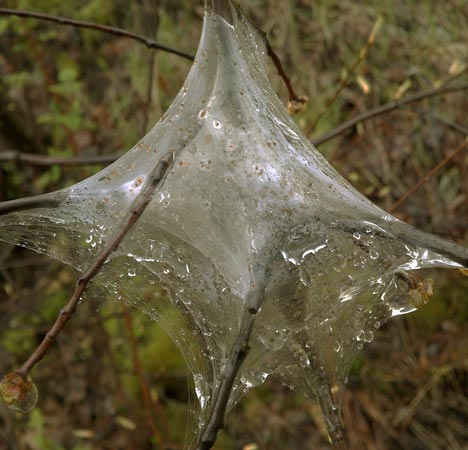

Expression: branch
xmin=196 ymin=275 xmax=269 ymax=449
xmin=311 ymin=83 xmax=468 ymax=146
xmin=402 ymin=107 xmax=468 ymax=136
xmin=0 ymin=7 xmax=306 ymax=111
xmin=389 ymin=137 xmax=468 ymax=212
xmin=197 ymin=307 xmax=257 ymax=450
xmin=0 ymin=150 xmax=120 ymax=167
xmin=0 ymin=152 xmax=173 ymax=408
xmin=2 ymin=84 xmax=468 ymax=173
xmin=263 ymin=38 xmax=308 ymax=114
xmin=0 ymin=191 xmax=68 ymax=215
xmin=0 ymin=7 xmax=194 ymax=61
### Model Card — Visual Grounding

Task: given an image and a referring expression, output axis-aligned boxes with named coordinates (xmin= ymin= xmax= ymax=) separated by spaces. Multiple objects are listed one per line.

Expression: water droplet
xmin=353 ymin=231 xmax=361 ymax=240
xmin=369 ymin=250 xmax=379 ymax=260
xmin=260 ymin=328 xmax=289 ymax=351
xmin=363 ymin=331 xmax=374 ymax=342
xmin=128 ymin=268 xmax=136 ymax=277
xmin=333 ymin=340 xmax=341 ymax=352
xmin=299 ymin=354 xmax=310 ymax=368
xmin=213 ymin=119 xmax=222 ymax=129
xmin=198 ymin=109 xmax=207 ymax=119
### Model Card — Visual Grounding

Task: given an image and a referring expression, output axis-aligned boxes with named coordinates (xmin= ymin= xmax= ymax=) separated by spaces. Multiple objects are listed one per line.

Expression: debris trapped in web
xmin=0 ymin=0 xmax=467 ymax=440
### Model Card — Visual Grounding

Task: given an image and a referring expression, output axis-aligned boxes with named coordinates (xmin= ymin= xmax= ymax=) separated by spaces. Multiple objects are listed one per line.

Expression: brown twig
xmin=0 ymin=150 xmax=120 ymax=167
xmin=0 ymin=7 xmax=194 ymax=61
xmin=142 ymin=52 xmax=156 ymax=135
xmin=389 ymin=137 xmax=468 ymax=212
xmin=402 ymin=107 xmax=468 ymax=136
xmin=263 ymin=38 xmax=308 ymax=114
xmin=197 ymin=307 xmax=258 ymax=449
xmin=2 ymin=83 xmax=467 ymax=174
xmin=0 ymin=5 xmax=306 ymax=113
xmin=122 ymin=307 xmax=164 ymax=447
xmin=196 ymin=242 xmax=269 ymax=449
xmin=0 ymin=191 xmax=67 ymax=215
xmin=311 ymin=83 xmax=468 ymax=146
xmin=309 ymin=16 xmax=383 ymax=130
xmin=15 ymin=152 xmax=173 ymax=375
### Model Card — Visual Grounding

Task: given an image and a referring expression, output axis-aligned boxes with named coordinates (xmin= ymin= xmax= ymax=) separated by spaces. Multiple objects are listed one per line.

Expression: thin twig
xmin=0 ymin=6 xmax=305 ymax=113
xmin=0 ymin=191 xmax=67 ymax=215
xmin=263 ymin=38 xmax=308 ymax=114
xmin=122 ymin=307 xmax=164 ymax=447
xmin=142 ymin=52 xmax=156 ymax=135
xmin=244 ymin=8 xmax=307 ymax=114
xmin=197 ymin=307 xmax=257 ymax=449
xmin=15 ymin=153 xmax=173 ymax=375
xmin=389 ymin=137 xmax=468 ymax=212
xmin=311 ymin=83 xmax=468 ymax=146
xmin=197 ymin=272 xmax=268 ymax=450
xmin=1 ymin=84 xmax=467 ymax=173
xmin=0 ymin=7 xmax=194 ymax=61
xmin=309 ymin=16 xmax=383 ymax=130
xmin=402 ymin=107 xmax=468 ymax=136
xmin=0 ymin=150 xmax=120 ymax=167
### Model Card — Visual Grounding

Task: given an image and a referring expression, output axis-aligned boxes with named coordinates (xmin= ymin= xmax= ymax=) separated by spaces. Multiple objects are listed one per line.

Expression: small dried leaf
xmin=243 ymin=444 xmax=259 ymax=450
xmin=356 ymin=75 xmax=370 ymax=94
xmin=449 ymin=60 xmax=466 ymax=76
xmin=393 ymin=79 xmax=412 ymax=99
xmin=115 ymin=415 xmax=137 ymax=430
xmin=73 ymin=429 xmax=95 ymax=439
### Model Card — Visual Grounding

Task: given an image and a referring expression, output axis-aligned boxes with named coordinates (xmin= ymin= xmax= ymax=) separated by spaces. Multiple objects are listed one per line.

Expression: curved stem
xmin=311 ymin=84 xmax=468 ymax=146
xmin=0 ymin=7 xmax=194 ymax=61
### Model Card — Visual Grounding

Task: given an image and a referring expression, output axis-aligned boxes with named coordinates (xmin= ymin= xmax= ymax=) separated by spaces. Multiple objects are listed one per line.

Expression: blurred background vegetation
xmin=0 ymin=0 xmax=467 ymax=449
